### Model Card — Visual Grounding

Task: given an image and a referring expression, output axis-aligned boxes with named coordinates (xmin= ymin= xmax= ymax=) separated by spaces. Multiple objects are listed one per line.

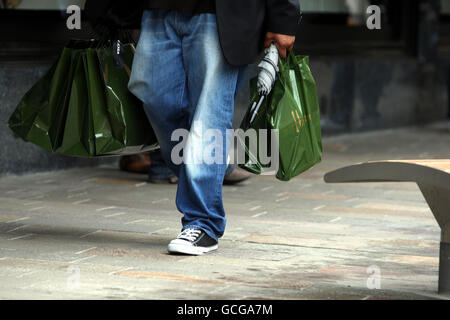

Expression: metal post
xmin=439 ymin=241 xmax=450 ymax=294
xmin=418 ymin=184 xmax=450 ymax=295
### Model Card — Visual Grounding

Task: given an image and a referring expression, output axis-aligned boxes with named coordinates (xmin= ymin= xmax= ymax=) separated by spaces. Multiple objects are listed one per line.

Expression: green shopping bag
xmin=8 ymin=40 xmax=158 ymax=157
xmin=83 ymin=47 xmax=124 ymax=155
xmin=58 ymin=52 xmax=95 ymax=156
xmin=239 ymin=52 xmax=323 ymax=181
xmin=8 ymin=46 xmax=80 ymax=153
xmin=95 ymin=43 xmax=157 ymax=155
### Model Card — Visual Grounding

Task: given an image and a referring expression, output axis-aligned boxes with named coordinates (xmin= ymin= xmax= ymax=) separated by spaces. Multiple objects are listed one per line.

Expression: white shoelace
xmin=178 ymin=229 xmax=202 ymax=242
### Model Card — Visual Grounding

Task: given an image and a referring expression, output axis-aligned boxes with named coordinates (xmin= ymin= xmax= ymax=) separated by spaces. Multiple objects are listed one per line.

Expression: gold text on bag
xmin=292 ymin=109 xmax=312 ymax=133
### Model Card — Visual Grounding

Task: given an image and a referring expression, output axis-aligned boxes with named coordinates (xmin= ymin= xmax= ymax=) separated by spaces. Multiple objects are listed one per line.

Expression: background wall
xmin=234 ymin=58 xmax=448 ymax=131
xmin=0 ymin=62 xmax=112 ymax=176
xmin=1 ymin=0 xmax=449 ymax=176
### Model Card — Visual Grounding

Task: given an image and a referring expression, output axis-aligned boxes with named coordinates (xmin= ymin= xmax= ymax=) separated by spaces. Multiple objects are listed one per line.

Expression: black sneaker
xmin=168 ymin=229 xmax=218 ymax=255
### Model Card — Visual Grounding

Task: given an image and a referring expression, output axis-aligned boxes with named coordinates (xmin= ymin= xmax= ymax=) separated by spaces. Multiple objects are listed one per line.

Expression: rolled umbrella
xmin=249 ymin=43 xmax=279 ymax=124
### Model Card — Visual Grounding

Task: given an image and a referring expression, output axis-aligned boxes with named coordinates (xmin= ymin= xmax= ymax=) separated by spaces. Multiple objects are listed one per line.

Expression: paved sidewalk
xmin=0 ymin=123 xmax=449 ymax=299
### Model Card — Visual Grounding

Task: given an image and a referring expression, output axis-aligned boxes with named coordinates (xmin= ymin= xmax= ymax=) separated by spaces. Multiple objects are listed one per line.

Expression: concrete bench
xmin=324 ymin=160 xmax=450 ymax=294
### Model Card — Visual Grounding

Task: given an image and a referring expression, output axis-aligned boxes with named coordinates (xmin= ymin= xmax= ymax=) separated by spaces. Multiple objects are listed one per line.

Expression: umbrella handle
xmin=249 ymin=95 xmax=265 ymax=125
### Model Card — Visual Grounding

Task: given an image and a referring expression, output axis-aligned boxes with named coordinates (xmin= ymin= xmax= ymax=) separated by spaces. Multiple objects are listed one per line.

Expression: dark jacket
xmin=84 ymin=0 xmax=301 ymax=66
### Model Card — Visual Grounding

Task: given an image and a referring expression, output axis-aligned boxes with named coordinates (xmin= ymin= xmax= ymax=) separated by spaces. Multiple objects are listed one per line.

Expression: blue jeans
xmin=128 ymin=10 xmax=246 ymax=240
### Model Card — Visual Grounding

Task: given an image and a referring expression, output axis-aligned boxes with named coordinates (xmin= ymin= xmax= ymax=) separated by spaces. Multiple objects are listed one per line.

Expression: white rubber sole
xmin=167 ymin=243 xmax=218 ymax=255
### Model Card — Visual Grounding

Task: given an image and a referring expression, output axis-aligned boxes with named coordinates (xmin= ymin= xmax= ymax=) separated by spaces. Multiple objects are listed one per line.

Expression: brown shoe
xmin=119 ymin=153 xmax=151 ymax=174
xmin=223 ymin=167 xmax=252 ymax=185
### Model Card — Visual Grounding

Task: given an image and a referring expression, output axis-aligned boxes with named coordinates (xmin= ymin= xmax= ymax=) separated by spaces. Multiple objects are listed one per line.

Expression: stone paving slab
xmin=0 ymin=124 xmax=449 ymax=299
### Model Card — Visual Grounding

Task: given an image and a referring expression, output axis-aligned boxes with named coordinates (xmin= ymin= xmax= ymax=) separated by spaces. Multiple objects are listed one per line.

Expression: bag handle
xmin=277 ymin=50 xmax=297 ymax=75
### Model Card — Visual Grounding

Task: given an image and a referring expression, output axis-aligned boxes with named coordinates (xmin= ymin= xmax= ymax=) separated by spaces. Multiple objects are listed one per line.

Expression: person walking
xmin=90 ymin=0 xmax=301 ymax=255
xmin=128 ymin=0 xmax=300 ymax=255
